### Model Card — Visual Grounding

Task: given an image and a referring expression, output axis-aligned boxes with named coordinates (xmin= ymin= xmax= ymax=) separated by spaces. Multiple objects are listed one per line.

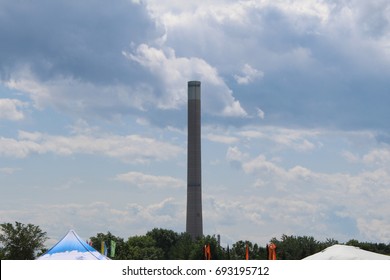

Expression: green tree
xmin=345 ymin=239 xmax=390 ymax=256
xmin=90 ymin=231 xmax=127 ymax=259
xmin=0 ymin=221 xmax=47 ymax=260
xmin=230 ymin=240 xmax=249 ymax=260
xmin=345 ymin=239 xmax=360 ymax=248
xmin=270 ymin=234 xmax=326 ymax=259
xmin=375 ymin=243 xmax=390 ymax=255
xmin=146 ymin=228 xmax=179 ymax=259
xmin=230 ymin=240 xmax=266 ymax=260
xmin=169 ymin=232 xmax=195 ymax=260
xmin=189 ymin=235 xmax=225 ymax=260
xmin=322 ymin=238 xmax=339 ymax=248
xmin=126 ymin=235 xmax=164 ymax=260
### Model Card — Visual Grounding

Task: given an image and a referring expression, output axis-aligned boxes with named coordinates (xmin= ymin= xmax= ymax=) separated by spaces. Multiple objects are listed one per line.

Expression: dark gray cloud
xmin=0 ymin=0 xmax=247 ymax=126
xmin=0 ymin=0 xmax=157 ymax=84
xmin=232 ymin=3 xmax=390 ymax=131
xmin=2 ymin=0 xmax=390 ymax=131
xmin=148 ymin=1 xmax=390 ymax=131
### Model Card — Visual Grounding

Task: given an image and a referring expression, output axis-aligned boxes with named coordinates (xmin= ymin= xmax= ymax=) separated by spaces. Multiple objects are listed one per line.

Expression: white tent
xmin=303 ymin=244 xmax=390 ymax=260
xmin=37 ymin=229 xmax=110 ymax=260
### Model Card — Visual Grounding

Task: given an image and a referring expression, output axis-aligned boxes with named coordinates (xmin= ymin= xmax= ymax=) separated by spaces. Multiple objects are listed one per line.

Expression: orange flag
xmin=204 ymin=244 xmax=211 ymax=260
xmin=245 ymin=243 xmax=249 ymax=260
xmin=268 ymin=242 xmax=277 ymax=260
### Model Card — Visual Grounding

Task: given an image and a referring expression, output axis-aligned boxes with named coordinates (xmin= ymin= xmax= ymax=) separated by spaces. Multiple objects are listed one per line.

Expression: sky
xmin=1 ymin=0 xmax=390 ymax=247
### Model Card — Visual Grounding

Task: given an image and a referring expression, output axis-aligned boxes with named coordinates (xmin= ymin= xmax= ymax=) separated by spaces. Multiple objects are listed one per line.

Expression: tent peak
xmin=37 ymin=229 xmax=109 ymax=260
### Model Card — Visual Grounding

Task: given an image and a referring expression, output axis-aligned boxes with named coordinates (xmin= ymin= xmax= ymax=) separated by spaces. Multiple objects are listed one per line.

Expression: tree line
xmin=1 ymin=221 xmax=390 ymax=260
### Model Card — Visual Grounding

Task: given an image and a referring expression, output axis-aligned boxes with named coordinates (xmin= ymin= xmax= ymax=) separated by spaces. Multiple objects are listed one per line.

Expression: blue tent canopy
xmin=37 ymin=229 xmax=109 ymax=260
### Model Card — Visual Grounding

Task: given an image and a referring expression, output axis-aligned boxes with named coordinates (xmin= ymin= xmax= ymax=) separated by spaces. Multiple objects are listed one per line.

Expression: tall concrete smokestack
xmin=186 ymin=81 xmax=203 ymax=239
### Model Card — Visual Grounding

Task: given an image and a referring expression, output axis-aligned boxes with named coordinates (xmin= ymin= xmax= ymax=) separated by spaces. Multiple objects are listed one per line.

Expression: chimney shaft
xmin=186 ymin=81 xmax=203 ymax=239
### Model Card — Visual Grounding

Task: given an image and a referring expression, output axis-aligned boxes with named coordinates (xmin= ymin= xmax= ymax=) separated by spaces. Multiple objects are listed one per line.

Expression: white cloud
xmin=226 ymin=146 xmax=248 ymax=163
xmin=0 ymin=130 xmax=183 ymax=163
xmin=237 ymin=130 xmax=265 ymax=139
xmin=204 ymin=192 xmax=326 ymax=244
xmin=341 ymin=147 xmax=390 ymax=167
xmin=115 ymin=171 xmax=184 ymax=188
xmin=221 ymin=98 xmax=247 ymax=117
xmin=342 ymin=150 xmax=360 ymax=163
xmin=234 ymin=64 xmax=264 ymax=85
xmin=362 ymin=148 xmax=390 ymax=165
xmin=256 ymin=108 xmax=265 ymax=120
xmin=226 ymin=146 xmax=390 ymax=242
xmin=237 ymin=126 xmax=319 ymax=152
xmin=0 ymin=199 xmax=185 ymax=247
xmin=268 ymin=128 xmax=318 ymax=152
xmin=0 ymin=98 xmax=27 ymax=121
xmin=266 ymin=0 xmax=331 ymax=24
xmin=124 ymin=44 xmax=218 ymax=109
xmin=205 ymin=133 xmax=239 ymax=144
xmin=288 ymin=165 xmax=313 ymax=181
xmin=147 ymin=0 xmax=330 ymax=29
xmin=242 ymin=154 xmax=285 ymax=177
xmin=0 ymin=167 xmax=20 ymax=175
xmin=5 ymin=73 xmax=156 ymax=114
xmin=125 ymin=43 xmax=248 ymax=117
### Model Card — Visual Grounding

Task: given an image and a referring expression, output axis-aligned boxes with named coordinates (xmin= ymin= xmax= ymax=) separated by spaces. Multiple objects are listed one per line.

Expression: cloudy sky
xmin=1 ymin=0 xmax=390 ymax=247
